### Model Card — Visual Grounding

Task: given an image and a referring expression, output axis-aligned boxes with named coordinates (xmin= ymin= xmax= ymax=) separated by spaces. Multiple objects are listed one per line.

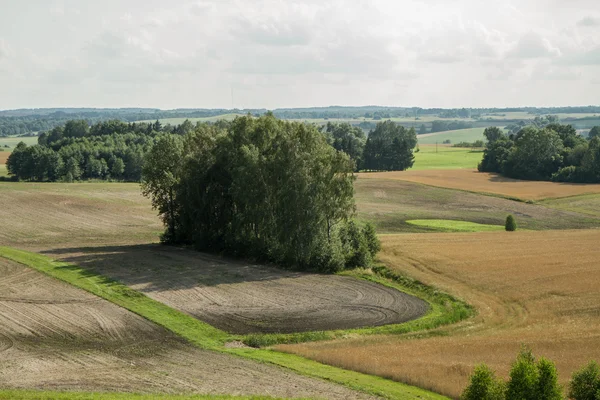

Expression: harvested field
xmin=0 ymin=152 xmax=9 ymax=165
xmin=0 ymin=182 xmax=160 ymax=249
xmin=0 ymin=257 xmax=375 ymax=399
xmin=355 ymin=177 xmax=600 ymax=233
xmin=43 ymin=244 xmax=428 ymax=334
xmin=280 ymin=230 xmax=600 ymax=398
xmin=541 ymin=193 xmax=600 ymax=217
xmin=360 ymin=169 xmax=600 ymax=201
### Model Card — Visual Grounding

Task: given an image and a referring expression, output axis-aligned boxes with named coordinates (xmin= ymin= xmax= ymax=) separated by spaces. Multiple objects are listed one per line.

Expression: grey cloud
xmin=507 ymin=32 xmax=561 ymax=59
xmin=565 ymin=47 xmax=600 ymax=65
xmin=577 ymin=16 xmax=600 ymax=27
xmin=231 ymin=17 xmax=313 ymax=47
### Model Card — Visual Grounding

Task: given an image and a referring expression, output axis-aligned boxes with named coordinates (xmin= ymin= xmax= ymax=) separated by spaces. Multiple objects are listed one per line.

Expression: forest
xmin=5 ymin=117 xmax=418 ymax=182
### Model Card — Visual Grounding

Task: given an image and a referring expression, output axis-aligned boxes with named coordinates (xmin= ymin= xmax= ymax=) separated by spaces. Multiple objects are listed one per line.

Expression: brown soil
xmin=281 ymin=230 xmax=600 ymax=398
xmin=44 ymin=245 xmax=428 ymax=334
xmin=0 ymin=257 xmax=375 ymax=399
xmin=0 ymin=152 xmax=9 ymax=165
xmin=359 ymin=169 xmax=600 ymax=200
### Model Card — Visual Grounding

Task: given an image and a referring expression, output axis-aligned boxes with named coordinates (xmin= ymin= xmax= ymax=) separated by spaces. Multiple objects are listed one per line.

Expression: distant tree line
xmin=142 ymin=114 xmax=380 ymax=273
xmin=5 ymin=119 xmax=198 ymax=182
xmin=478 ymin=123 xmax=600 ymax=183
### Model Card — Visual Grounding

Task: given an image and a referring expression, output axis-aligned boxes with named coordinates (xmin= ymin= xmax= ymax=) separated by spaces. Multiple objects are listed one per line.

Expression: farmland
xmin=280 ymin=230 xmax=600 ymax=398
xmin=0 ymin=136 xmax=38 ymax=148
xmin=411 ymin=145 xmax=482 ymax=170
xmin=361 ymin=168 xmax=600 ymax=201
xmin=0 ymin=256 xmax=368 ymax=399
xmin=354 ymin=176 xmax=600 ymax=233
xmin=416 ymin=128 xmax=487 ymax=145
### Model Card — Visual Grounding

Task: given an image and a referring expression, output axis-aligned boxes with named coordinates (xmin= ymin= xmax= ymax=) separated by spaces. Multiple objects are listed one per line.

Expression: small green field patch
xmin=406 ymin=219 xmax=504 ymax=232
xmin=412 ymin=146 xmax=483 ymax=170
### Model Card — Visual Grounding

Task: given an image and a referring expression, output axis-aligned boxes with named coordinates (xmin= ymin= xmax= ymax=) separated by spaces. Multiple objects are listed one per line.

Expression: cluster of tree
xmin=142 ymin=114 xmax=380 ymax=273
xmin=462 ymin=347 xmax=600 ymax=400
xmin=320 ymin=121 xmax=417 ymax=172
xmin=453 ymin=140 xmax=485 ymax=148
xmin=5 ymin=119 xmax=183 ymax=182
xmin=478 ymin=124 xmax=600 ymax=183
xmin=439 ymin=108 xmax=472 ymax=118
xmin=430 ymin=120 xmax=473 ymax=133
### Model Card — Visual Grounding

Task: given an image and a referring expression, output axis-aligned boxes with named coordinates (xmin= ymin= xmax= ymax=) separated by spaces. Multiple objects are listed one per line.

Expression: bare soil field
xmin=0 ymin=152 xmax=9 ymax=165
xmin=43 ymin=245 xmax=428 ymax=334
xmin=359 ymin=169 xmax=600 ymax=201
xmin=280 ymin=230 xmax=600 ymax=398
xmin=0 ymin=257 xmax=375 ymax=399
xmin=355 ymin=177 xmax=600 ymax=233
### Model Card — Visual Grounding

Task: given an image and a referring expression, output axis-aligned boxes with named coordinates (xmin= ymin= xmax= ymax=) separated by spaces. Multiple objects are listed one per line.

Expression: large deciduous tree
xmin=363 ymin=121 xmax=417 ymax=171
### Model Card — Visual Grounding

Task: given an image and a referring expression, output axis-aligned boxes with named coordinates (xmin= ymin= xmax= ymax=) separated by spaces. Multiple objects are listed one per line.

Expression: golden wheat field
xmin=279 ymin=230 xmax=600 ymax=398
xmin=359 ymin=169 xmax=600 ymax=201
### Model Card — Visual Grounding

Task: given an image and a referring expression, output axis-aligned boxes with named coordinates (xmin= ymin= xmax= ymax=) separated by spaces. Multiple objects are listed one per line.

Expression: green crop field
xmin=412 ymin=145 xmax=482 ymax=170
xmin=416 ymin=127 xmax=489 ymax=145
xmin=0 ymin=135 xmax=38 ymax=148
xmin=405 ymin=219 xmax=504 ymax=232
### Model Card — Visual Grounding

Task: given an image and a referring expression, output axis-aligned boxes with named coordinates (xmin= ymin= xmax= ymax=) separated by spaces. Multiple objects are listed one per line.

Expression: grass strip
xmin=0 ymin=391 xmax=284 ymax=400
xmin=405 ymin=219 xmax=504 ymax=233
xmin=0 ymin=246 xmax=451 ymax=400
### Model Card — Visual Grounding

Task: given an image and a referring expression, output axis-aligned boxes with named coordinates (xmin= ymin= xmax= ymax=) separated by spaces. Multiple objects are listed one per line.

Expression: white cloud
xmin=577 ymin=16 xmax=600 ymax=27
xmin=507 ymin=32 xmax=561 ymax=59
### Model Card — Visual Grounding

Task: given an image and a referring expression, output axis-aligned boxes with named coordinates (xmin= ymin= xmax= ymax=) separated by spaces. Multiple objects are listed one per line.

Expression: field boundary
xmin=0 ymin=246 xmax=449 ymax=400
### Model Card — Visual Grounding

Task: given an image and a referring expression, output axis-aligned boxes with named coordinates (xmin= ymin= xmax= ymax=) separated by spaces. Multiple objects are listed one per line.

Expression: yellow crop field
xmin=280 ymin=230 xmax=600 ymax=398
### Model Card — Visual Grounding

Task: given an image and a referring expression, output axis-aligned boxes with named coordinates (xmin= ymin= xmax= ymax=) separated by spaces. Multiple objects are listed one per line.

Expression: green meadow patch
xmin=406 ymin=219 xmax=504 ymax=232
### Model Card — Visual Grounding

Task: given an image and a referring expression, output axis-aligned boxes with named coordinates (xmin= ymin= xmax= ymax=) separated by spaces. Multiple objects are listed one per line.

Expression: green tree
xmin=504 ymin=127 xmax=564 ymax=180
xmin=478 ymin=137 xmax=514 ymax=173
xmin=141 ymin=135 xmax=184 ymax=242
xmin=324 ymin=122 xmax=366 ymax=171
xmin=588 ymin=126 xmax=600 ymax=139
xmin=505 ymin=215 xmax=517 ymax=231
xmin=484 ymin=127 xmax=506 ymax=144
xmin=506 ymin=347 xmax=539 ymax=400
xmin=536 ymin=358 xmax=562 ymax=400
xmin=462 ymin=364 xmax=505 ymax=400
xmin=63 ymin=120 xmax=89 ymax=138
xmin=569 ymin=361 xmax=600 ymax=400
xmin=363 ymin=121 xmax=417 ymax=171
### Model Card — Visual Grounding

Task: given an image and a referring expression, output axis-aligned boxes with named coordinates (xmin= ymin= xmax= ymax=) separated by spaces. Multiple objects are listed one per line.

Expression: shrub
xmin=569 ymin=361 xmax=600 ymax=400
xmin=505 ymin=215 xmax=517 ymax=231
xmin=536 ymin=358 xmax=562 ymax=400
xmin=506 ymin=347 xmax=538 ymax=400
xmin=462 ymin=364 xmax=505 ymax=400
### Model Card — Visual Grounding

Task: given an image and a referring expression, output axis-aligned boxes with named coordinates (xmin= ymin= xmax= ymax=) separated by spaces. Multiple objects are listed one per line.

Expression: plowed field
xmin=44 ymin=245 xmax=428 ymax=334
xmin=0 ymin=257 xmax=375 ymax=399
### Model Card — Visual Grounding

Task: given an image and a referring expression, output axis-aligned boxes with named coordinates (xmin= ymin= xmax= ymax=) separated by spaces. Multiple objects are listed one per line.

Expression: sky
xmin=0 ymin=0 xmax=599 ymax=110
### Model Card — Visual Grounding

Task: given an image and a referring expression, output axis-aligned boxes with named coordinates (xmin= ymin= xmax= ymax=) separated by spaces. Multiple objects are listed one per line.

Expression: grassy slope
xmin=412 ymin=146 xmax=483 ymax=170
xmin=0 ymin=246 xmax=448 ymax=400
xmin=540 ymin=193 xmax=600 ymax=217
xmin=405 ymin=219 xmax=504 ymax=232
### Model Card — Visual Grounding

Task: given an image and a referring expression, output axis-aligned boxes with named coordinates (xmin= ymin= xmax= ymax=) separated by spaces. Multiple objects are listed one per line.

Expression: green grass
xmin=0 ymin=246 xmax=450 ymax=400
xmin=540 ymin=193 xmax=600 ymax=217
xmin=0 ymin=391 xmax=283 ymax=400
xmin=412 ymin=145 xmax=483 ymax=170
xmin=0 ymin=135 xmax=39 ymax=148
xmin=406 ymin=219 xmax=504 ymax=233
xmin=416 ymin=127 xmax=488 ymax=145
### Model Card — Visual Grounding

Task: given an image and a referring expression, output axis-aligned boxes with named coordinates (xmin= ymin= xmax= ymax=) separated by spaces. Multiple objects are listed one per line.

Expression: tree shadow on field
xmin=42 ymin=243 xmax=307 ymax=294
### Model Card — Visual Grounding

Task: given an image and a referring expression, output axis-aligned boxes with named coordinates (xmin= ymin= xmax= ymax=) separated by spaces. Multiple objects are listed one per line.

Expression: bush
xmin=536 ymin=358 xmax=562 ymax=400
xmin=505 ymin=215 xmax=517 ymax=231
xmin=506 ymin=348 xmax=539 ymax=400
xmin=552 ymin=165 xmax=581 ymax=182
xmin=462 ymin=364 xmax=505 ymax=400
xmin=569 ymin=361 xmax=600 ymax=400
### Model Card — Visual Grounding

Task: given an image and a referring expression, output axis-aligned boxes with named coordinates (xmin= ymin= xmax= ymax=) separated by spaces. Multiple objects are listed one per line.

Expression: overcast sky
xmin=1 ymin=0 xmax=599 ymax=110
